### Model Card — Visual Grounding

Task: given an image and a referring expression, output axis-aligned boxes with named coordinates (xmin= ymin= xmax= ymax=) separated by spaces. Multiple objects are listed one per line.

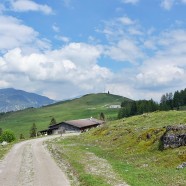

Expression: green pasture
xmin=52 ymin=110 xmax=186 ymax=185
xmin=0 ymin=93 xmax=128 ymax=138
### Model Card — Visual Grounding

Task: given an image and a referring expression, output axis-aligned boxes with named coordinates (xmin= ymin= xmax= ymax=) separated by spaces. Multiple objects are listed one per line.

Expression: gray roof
xmin=63 ymin=118 xmax=104 ymax=128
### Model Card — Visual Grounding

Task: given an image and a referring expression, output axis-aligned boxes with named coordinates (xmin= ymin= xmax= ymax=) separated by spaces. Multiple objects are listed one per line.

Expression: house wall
xmin=61 ymin=123 xmax=80 ymax=132
xmin=47 ymin=122 xmax=102 ymax=134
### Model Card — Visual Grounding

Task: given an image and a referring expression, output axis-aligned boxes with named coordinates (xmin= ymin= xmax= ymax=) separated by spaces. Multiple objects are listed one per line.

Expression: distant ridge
xmin=0 ymin=88 xmax=55 ymax=112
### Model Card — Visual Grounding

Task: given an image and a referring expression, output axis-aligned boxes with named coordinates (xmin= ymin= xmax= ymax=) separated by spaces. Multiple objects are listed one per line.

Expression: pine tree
xmin=30 ymin=123 xmax=37 ymax=138
xmin=49 ymin=117 xmax=57 ymax=126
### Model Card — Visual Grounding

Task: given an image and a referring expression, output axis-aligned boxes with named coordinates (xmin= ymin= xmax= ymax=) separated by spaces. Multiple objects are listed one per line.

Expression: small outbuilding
xmin=39 ymin=118 xmax=104 ymax=135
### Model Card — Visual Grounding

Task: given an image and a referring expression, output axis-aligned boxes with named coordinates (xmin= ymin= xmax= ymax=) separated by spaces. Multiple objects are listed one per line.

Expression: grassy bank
xmin=0 ymin=143 xmax=14 ymax=160
xmin=47 ymin=137 xmax=127 ymax=186
xmin=48 ymin=110 xmax=186 ymax=186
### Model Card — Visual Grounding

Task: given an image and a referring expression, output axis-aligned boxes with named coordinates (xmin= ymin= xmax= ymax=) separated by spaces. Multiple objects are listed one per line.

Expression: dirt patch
xmin=84 ymin=152 xmax=128 ymax=186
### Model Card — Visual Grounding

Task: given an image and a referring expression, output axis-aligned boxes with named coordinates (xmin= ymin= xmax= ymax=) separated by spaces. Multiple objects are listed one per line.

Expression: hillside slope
xmin=0 ymin=88 xmax=55 ymax=112
xmin=55 ymin=110 xmax=186 ymax=185
xmin=0 ymin=93 xmax=130 ymax=137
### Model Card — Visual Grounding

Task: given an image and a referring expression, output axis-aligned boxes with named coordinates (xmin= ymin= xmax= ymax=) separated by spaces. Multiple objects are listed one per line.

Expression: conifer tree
xmin=30 ymin=123 xmax=37 ymax=138
xmin=49 ymin=117 xmax=57 ymax=126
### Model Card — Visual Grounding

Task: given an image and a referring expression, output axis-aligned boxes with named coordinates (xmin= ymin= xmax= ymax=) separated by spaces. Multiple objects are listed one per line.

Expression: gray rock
xmin=177 ymin=162 xmax=186 ymax=169
xmin=1 ymin=141 xmax=8 ymax=146
xmin=161 ymin=125 xmax=186 ymax=149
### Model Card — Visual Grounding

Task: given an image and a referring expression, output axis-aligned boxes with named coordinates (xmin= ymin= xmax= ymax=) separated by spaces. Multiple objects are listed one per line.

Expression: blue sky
xmin=0 ymin=0 xmax=186 ymax=101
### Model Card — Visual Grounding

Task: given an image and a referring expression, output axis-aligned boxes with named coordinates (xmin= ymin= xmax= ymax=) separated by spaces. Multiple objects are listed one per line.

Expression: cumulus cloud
xmin=136 ymin=63 xmax=185 ymax=88
xmin=100 ymin=16 xmax=144 ymax=63
xmin=0 ymin=43 xmax=112 ymax=99
xmin=101 ymin=16 xmax=139 ymax=41
xmin=9 ymin=0 xmax=53 ymax=14
xmin=135 ymin=28 xmax=186 ymax=93
xmin=106 ymin=39 xmax=144 ymax=63
xmin=100 ymin=13 xmax=186 ymax=101
xmin=0 ymin=15 xmax=50 ymax=52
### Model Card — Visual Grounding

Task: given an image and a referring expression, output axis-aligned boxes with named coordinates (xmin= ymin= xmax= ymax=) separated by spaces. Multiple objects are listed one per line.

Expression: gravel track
xmin=0 ymin=135 xmax=70 ymax=186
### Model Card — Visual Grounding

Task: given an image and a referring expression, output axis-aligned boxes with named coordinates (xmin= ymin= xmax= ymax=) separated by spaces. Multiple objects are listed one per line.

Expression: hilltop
xmin=0 ymin=93 xmax=130 ymax=138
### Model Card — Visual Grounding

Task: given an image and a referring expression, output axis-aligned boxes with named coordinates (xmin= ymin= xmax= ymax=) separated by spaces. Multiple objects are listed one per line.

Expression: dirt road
xmin=0 ymin=135 xmax=70 ymax=186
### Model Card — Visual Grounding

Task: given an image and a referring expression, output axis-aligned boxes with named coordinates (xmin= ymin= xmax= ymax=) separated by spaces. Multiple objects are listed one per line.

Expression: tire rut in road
xmin=18 ymin=143 xmax=34 ymax=186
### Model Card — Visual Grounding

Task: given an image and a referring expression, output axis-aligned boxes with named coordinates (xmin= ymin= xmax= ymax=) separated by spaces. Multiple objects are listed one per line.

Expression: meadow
xmin=0 ymin=93 xmax=127 ymax=138
xmin=48 ymin=110 xmax=186 ymax=186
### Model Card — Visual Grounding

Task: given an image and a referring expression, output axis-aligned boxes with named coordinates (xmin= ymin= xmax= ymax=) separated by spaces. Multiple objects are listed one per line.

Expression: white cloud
xmin=161 ymin=0 xmax=186 ymax=10
xmin=136 ymin=63 xmax=185 ymax=88
xmin=9 ymin=0 xmax=53 ymax=14
xmin=0 ymin=43 xmax=112 ymax=99
xmin=121 ymin=0 xmax=139 ymax=4
xmin=99 ymin=16 xmax=144 ymax=62
xmin=106 ymin=39 xmax=144 ymax=63
xmin=0 ymin=15 xmax=50 ymax=52
xmin=101 ymin=14 xmax=186 ymax=101
xmin=135 ymin=28 xmax=186 ymax=95
xmin=117 ymin=16 xmax=135 ymax=25
xmin=160 ymin=0 xmax=174 ymax=10
xmin=55 ymin=35 xmax=70 ymax=43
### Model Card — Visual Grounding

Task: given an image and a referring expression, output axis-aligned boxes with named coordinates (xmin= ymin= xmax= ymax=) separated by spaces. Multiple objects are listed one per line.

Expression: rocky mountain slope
xmin=0 ymin=88 xmax=55 ymax=112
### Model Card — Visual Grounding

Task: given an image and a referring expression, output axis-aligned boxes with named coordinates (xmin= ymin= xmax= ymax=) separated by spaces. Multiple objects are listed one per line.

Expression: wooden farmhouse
xmin=39 ymin=118 xmax=104 ymax=135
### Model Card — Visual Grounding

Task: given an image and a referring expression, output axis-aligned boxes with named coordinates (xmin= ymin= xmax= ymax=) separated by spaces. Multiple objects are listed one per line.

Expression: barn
xmin=39 ymin=118 xmax=104 ymax=135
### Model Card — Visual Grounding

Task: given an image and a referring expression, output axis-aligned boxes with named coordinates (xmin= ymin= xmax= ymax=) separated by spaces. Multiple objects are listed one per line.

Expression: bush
xmin=0 ymin=129 xmax=16 ymax=143
xmin=19 ymin=133 xmax=25 ymax=140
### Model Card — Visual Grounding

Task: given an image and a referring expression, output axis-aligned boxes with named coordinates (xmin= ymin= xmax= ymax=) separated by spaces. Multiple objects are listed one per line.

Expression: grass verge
xmin=47 ymin=111 xmax=186 ymax=186
xmin=46 ymin=137 xmax=127 ymax=186
xmin=0 ymin=143 xmax=14 ymax=160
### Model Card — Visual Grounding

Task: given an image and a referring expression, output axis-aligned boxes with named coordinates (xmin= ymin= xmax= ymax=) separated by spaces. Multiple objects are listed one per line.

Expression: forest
xmin=118 ymin=88 xmax=186 ymax=119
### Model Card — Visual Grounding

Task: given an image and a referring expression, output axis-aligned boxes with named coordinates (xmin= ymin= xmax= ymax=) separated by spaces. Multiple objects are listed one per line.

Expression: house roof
xmin=63 ymin=118 xmax=104 ymax=129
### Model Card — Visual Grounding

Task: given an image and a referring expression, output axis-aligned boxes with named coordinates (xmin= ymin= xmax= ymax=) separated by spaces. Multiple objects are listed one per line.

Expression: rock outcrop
xmin=161 ymin=125 xmax=186 ymax=149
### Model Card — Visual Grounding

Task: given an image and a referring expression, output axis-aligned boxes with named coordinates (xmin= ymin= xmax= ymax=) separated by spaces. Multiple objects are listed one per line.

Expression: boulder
xmin=161 ymin=125 xmax=186 ymax=149
xmin=1 ymin=141 xmax=8 ymax=146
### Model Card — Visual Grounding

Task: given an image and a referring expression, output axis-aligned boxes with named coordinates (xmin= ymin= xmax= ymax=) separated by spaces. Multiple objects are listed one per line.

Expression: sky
xmin=0 ymin=0 xmax=186 ymax=101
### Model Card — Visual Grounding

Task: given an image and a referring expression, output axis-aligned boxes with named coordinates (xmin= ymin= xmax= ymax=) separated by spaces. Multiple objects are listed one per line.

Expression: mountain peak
xmin=0 ymin=88 xmax=55 ymax=112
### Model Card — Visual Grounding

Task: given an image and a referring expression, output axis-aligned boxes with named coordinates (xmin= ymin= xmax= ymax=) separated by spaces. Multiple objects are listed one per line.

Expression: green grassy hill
xmin=0 ymin=93 xmax=130 ymax=138
xmin=58 ymin=110 xmax=186 ymax=185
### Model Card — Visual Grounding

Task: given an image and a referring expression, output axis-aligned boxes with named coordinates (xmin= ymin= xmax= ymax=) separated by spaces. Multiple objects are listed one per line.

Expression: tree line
xmin=118 ymin=88 xmax=186 ymax=119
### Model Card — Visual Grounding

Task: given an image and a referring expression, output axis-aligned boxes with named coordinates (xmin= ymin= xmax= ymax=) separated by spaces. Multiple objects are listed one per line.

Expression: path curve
xmin=0 ymin=135 xmax=70 ymax=186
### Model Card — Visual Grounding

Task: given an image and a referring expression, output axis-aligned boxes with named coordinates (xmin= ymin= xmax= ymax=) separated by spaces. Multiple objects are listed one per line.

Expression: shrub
xmin=19 ymin=133 xmax=25 ymax=140
xmin=0 ymin=129 xmax=16 ymax=143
